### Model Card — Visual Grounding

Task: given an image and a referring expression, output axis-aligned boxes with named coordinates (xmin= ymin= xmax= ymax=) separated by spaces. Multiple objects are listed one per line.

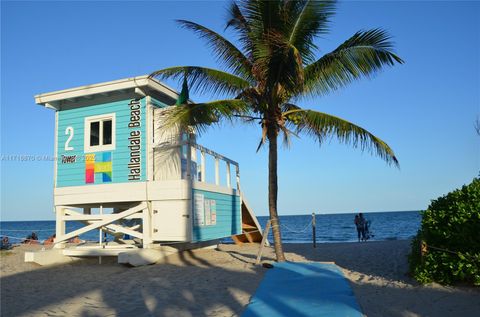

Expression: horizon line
xmin=0 ymin=209 xmax=422 ymax=222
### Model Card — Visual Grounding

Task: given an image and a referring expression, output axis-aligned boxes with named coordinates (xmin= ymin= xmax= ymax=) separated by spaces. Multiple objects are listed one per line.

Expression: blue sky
xmin=1 ymin=1 xmax=479 ymax=220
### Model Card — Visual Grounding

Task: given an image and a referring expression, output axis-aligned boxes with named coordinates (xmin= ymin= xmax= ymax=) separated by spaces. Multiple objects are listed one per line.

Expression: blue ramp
xmin=242 ymin=262 xmax=362 ymax=317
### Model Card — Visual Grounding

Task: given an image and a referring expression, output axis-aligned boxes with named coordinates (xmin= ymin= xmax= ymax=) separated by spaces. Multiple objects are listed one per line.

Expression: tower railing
xmin=153 ymin=138 xmax=241 ymax=192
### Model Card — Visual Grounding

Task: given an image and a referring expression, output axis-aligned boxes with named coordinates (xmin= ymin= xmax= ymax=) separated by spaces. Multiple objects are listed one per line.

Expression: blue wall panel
xmin=192 ymin=189 xmax=241 ymax=242
xmin=56 ymin=98 xmax=146 ymax=187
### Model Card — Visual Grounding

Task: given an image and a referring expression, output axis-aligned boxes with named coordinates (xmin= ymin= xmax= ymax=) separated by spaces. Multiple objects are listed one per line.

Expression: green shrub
xmin=409 ymin=178 xmax=480 ymax=285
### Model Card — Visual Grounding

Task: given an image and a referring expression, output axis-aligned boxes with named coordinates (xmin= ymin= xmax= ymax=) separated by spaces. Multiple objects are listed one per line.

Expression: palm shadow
xmin=1 ymin=245 xmax=267 ymax=317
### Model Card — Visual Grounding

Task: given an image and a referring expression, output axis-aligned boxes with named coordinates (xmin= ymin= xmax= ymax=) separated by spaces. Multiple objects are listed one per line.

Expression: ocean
xmin=0 ymin=210 xmax=421 ymax=244
xmin=256 ymin=211 xmax=422 ymax=243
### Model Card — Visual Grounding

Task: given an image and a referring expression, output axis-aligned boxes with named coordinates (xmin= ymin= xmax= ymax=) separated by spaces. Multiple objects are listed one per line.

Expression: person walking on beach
xmin=354 ymin=214 xmax=364 ymax=242
xmin=358 ymin=213 xmax=367 ymax=241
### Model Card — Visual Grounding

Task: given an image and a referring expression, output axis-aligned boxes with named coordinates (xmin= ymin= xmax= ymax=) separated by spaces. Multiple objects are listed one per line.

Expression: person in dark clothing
xmin=358 ymin=213 xmax=367 ymax=241
xmin=23 ymin=232 xmax=39 ymax=244
xmin=1 ymin=236 xmax=12 ymax=250
xmin=354 ymin=214 xmax=363 ymax=242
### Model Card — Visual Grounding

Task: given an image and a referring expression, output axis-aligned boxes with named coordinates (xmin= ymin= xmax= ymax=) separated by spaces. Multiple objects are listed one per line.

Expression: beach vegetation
xmin=151 ymin=0 xmax=402 ymax=261
xmin=409 ymin=177 xmax=480 ymax=285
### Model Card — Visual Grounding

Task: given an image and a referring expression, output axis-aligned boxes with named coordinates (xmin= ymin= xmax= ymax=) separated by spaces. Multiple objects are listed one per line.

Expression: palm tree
xmin=151 ymin=0 xmax=403 ymax=262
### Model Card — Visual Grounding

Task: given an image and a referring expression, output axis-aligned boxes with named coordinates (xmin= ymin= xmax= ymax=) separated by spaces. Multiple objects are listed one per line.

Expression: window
xmin=90 ymin=121 xmax=100 ymax=146
xmin=103 ymin=120 xmax=112 ymax=145
xmin=84 ymin=114 xmax=115 ymax=152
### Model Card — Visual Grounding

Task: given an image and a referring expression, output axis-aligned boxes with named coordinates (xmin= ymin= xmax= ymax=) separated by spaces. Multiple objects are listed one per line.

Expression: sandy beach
xmin=1 ymin=240 xmax=479 ymax=317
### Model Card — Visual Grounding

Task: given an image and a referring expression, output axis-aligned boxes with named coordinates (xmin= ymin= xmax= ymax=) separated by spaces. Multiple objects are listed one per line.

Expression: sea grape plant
xmin=409 ymin=177 xmax=480 ymax=285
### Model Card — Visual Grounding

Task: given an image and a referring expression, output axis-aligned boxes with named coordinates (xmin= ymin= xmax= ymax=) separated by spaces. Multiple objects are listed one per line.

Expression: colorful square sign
xmin=85 ymin=152 xmax=112 ymax=184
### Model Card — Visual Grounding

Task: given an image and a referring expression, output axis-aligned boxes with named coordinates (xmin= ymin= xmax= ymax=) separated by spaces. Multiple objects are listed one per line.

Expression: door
xmin=151 ymin=200 xmax=191 ymax=241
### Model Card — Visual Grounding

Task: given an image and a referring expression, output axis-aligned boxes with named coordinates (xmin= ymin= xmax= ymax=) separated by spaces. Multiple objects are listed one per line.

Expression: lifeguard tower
xmin=29 ymin=75 xmax=263 ymax=265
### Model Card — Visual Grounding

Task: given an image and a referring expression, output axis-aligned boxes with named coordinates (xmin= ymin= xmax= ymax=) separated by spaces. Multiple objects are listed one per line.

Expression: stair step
xmin=242 ymin=223 xmax=258 ymax=230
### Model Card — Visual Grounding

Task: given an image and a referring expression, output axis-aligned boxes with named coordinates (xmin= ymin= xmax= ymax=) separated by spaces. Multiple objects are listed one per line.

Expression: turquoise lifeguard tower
xmin=31 ymin=75 xmax=262 ymax=263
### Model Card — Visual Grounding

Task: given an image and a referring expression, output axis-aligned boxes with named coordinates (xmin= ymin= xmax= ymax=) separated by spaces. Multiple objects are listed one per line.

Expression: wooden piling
xmin=256 ymin=220 xmax=272 ymax=265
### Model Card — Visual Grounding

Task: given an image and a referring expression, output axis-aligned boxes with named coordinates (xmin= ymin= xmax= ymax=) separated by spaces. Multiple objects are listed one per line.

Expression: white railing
xmin=153 ymin=137 xmax=240 ymax=191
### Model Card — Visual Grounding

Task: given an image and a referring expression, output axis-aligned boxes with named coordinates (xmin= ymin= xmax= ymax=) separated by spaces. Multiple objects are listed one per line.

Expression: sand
xmin=1 ymin=240 xmax=479 ymax=317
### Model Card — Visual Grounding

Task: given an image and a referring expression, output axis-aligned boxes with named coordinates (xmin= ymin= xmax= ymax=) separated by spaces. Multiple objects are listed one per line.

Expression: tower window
xmin=84 ymin=114 xmax=116 ymax=152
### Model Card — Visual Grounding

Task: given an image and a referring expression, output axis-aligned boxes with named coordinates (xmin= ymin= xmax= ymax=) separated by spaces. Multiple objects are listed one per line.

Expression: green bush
xmin=409 ymin=177 xmax=480 ymax=285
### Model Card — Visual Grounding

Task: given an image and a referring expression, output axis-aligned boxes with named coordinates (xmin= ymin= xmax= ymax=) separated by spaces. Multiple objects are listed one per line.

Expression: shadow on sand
xmin=2 ymin=241 xmax=479 ymax=317
xmin=1 ymin=246 xmax=267 ymax=317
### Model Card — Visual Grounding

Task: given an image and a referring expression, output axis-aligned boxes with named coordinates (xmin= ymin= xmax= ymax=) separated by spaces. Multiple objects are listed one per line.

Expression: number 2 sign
xmin=65 ymin=126 xmax=74 ymax=151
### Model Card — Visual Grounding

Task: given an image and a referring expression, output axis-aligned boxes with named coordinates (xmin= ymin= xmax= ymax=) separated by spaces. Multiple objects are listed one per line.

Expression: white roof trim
xmin=35 ymin=75 xmax=179 ymax=106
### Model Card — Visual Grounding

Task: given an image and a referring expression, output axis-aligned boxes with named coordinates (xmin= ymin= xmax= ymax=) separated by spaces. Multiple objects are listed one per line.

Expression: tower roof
xmin=34 ymin=75 xmax=179 ymax=110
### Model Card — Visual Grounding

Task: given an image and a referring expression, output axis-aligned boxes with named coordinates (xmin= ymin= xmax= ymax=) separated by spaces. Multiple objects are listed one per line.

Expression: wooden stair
xmin=231 ymin=195 xmax=264 ymax=245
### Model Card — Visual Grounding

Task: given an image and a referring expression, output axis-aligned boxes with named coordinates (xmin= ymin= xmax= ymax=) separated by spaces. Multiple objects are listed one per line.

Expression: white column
xmin=215 ymin=157 xmax=220 ymax=185
xmin=200 ymin=151 xmax=206 ymax=182
xmin=54 ymin=206 xmax=66 ymax=249
xmin=236 ymin=166 xmax=240 ymax=191
xmin=191 ymin=147 xmax=197 ymax=180
xmin=226 ymin=162 xmax=231 ymax=188
xmin=143 ymin=202 xmax=153 ymax=248
xmin=99 ymin=204 xmax=103 ymax=247
xmin=186 ymin=134 xmax=192 ymax=180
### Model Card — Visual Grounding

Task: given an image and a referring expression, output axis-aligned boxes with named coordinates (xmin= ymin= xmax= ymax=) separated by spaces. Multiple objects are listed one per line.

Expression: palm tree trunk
xmin=268 ymin=128 xmax=286 ymax=262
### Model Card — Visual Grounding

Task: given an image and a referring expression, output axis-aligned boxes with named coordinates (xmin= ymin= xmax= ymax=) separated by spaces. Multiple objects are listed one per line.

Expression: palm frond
xmin=287 ymin=0 xmax=336 ymax=64
xmin=303 ymin=28 xmax=404 ymax=97
xmin=162 ymin=99 xmax=251 ymax=135
xmin=225 ymin=1 xmax=253 ymax=61
xmin=150 ymin=66 xmax=251 ymax=97
xmin=243 ymin=0 xmax=283 ymax=36
xmin=282 ymin=103 xmax=303 ymax=129
xmin=253 ymin=32 xmax=305 ymax=100
xmin=282 ymin=102 xmax=302 ymax=113
xmin=279 ymin=124 xmax=299 ymax=149
xmin=256 ymin=119 xmax=268 ymax=152
xmin=293 ymin=108 xmax=399 ymax=166
xmin=176 ymin=19 xmax=253 ymax=81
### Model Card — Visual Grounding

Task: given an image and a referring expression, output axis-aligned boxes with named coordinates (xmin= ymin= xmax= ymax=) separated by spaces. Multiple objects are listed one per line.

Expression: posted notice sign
xmin=194 ymin=193 xmax=217 ymax=227
xmin=194 ymin=193 xmax=205 ymax=226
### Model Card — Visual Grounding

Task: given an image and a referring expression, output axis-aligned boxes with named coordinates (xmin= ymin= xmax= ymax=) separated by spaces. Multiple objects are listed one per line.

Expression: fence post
xmin=256 ymin=220 xmax=272 ymax=265
xmin=420 ymin=239 xmax=427 ymax=263
xmin=312 ymin=212 xmax=316 ymax=248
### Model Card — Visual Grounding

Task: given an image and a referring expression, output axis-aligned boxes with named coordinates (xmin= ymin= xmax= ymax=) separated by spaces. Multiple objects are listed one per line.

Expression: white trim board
xmin=54 ymin=182 xmax=149 ymax=206
xmin=192 ymin=181 xmax=239 ymax=196
xmin=35 ymin=75 xmax=180 ymax=107
xmin=54 ymin=180 xmax=238 ymax=206
xmin=54 ymin=180 xmax=192 ymax=206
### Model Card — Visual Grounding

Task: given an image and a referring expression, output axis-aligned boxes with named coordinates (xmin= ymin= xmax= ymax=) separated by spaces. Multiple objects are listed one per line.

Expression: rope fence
xmin=1 ymin=217 xmax=319 ymax=248
xmin=0 ymin=229 xmax=55 ymax=232
xmin=419 ymin=240 xmax=477 ymax=260
xmin=280 ymin=219 xmax=314 ymax=234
